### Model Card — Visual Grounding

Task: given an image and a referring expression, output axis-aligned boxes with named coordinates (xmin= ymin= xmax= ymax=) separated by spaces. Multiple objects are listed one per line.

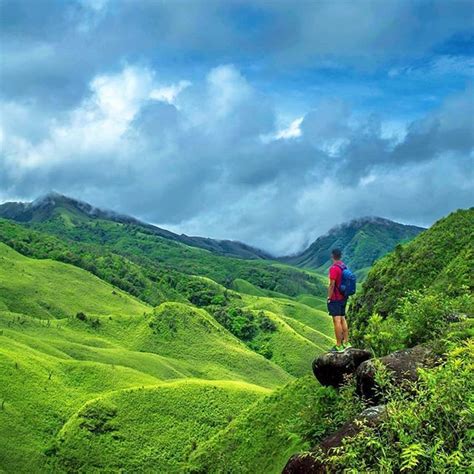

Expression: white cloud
xmin=274 ymin=117 xmax=303 ymax=140
xmin=2 ymin=64 xmax=472 ymax=255
xmin=150 ymin=80 xmax=192 ymax=104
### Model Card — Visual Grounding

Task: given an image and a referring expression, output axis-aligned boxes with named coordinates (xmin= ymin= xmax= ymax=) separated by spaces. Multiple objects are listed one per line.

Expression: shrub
xmin=75 ymin=312 xmax=87 ymax=321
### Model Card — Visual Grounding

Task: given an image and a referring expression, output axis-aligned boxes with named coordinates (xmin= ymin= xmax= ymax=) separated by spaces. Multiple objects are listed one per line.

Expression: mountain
xmin=0 ymin=192 xmax=271 ymax=260
xmin=281 ymin=216 xmax=424 ymax=272
xmin=1 ymin=204 xmax=471 ymax=473
xmin=0 ymin=194 xmax=326 ymax=300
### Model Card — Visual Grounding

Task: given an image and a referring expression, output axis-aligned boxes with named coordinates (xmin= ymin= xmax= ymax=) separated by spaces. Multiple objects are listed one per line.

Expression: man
xmin=327 ymin=248 xmax=352 ymax=352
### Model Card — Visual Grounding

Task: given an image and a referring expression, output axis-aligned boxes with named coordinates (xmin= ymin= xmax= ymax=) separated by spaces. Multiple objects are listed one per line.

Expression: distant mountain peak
xmin=281 ymin=216 xmax=425 ymax=271
xmin=324 ymin=216 xmax=420 ymax=237
xmin=30 ymin=191 xmax=70 ymax=207
xmin=0 ymin=193 xmax=271 ymax=260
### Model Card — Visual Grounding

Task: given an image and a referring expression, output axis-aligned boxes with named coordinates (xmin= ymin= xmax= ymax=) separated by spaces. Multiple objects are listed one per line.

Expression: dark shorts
xmin=327 ymin=299 xmax=347 ymax=317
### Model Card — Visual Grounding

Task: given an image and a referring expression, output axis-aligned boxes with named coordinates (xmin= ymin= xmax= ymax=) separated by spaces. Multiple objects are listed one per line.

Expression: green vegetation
xmin=0 ymin=242 xmax=146 ymax=319
xmin=0 ymin=239 xmax=333 ymax=472
xmin=350 ymin=208 xmax=474 ymax=348
xmin=317 ymin=340 xmax=474 ymax=473
xmin=189 ymin=376 xmax=360 ymax=474
xmin=2 ymin=195 xmax=471 ymax=474
xmin=0 ymin=195 xmax=327 ymax=298
xmin=307 ymin=208 xmax=474 ymax=472
xmin=50 ymin=380 xmax=268 ymax=473
xmin=283 ymin=216 xmax=423 ymax=272
xmin=0 ymin=219 xmax=330 ymax=357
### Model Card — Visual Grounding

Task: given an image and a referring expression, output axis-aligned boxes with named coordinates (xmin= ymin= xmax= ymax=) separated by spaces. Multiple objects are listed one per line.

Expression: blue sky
xmin=1 ymin=0 xmax=473 ymax=254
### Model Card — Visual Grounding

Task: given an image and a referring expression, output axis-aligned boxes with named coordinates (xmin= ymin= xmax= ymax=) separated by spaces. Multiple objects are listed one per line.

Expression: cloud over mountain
xmin=1 ymin=0 xmax=473 ymax=254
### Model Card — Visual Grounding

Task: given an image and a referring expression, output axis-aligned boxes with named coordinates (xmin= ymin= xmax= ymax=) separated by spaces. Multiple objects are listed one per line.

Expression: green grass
xmin=50 ymin=380 xmax=268 ymax=473
xmin=0 ymin=227 xmax=337 ymax=473
xmin=188 ymin=376 xmax=350 ymax=474
xmin=0 ymin=242 xmax=147 ymax=319
xmin=1 ymin=243 xmax=329 ymax=472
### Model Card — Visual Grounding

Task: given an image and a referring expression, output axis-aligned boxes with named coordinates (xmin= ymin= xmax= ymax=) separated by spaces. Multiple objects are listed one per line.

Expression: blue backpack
xmin=335 ymin=263 xmax=357 ymax=297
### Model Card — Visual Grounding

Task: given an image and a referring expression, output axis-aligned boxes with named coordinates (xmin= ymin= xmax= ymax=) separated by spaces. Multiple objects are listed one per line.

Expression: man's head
xmin=331 ymin=248 xmax=342 ymax=262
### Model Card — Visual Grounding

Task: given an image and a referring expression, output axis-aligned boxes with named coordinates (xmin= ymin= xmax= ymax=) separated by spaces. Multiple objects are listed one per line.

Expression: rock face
xmin=282 ymin=406 xmax=386 ymax=474
xmin=312 ymin=348 xmax=372 ymax=387
xmin=356 ymin=344 xmax=439 ymax=402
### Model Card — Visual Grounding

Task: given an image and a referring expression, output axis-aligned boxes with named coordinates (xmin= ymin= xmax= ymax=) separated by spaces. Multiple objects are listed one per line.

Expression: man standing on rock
xmin=327 ymin=248 xmax=352 ymax=352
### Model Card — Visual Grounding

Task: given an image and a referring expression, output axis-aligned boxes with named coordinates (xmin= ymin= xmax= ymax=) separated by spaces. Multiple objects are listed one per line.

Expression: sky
xmin=1 ymin=0 xmax=473 ymax=255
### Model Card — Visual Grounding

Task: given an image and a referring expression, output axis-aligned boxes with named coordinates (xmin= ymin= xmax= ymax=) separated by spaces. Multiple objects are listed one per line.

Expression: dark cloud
xmin=1 ymin=1 xmax=473 ymax=253
xmin=2 ymin=0 xmax=473 ymax=105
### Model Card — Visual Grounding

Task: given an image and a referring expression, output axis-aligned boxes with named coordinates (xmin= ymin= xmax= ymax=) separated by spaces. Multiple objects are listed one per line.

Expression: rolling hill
xmin=0 ymin=239 xmax=334 ymax=472
xmin=281 ymin=216 xmax=424 ymax=273
xmin=1 ymin=205 xmax=471 ymax=473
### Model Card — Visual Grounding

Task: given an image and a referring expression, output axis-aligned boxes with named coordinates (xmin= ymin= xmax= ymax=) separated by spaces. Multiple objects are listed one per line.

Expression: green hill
xmin=50 ymin=380 xmax=268 ymax=473
xmin=0 ymin=242 xmax=147 ymax=319
xmin=0 ymin=192 xmax=271 ymax=260
xmin=0 ymin=242 xmax=303 ymax=472
xmin=0 ymin=195 xmax=326 ymax=299
xmin=188 ymin=375 xmax=353 ymax=474
xmin=0 ymin=239 xmax=337 ymax=472
xmin=350 ymin=208 xmax=474 ymax=344
xmin=282 ymin=217 xmax=424 ymax=272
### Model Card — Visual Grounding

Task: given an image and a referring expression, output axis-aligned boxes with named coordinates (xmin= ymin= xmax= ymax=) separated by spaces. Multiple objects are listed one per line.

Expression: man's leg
xmin=332 ymin=316 xmax=344 ymax=347
xmin=341 ymin=317 xmax=349 ymax=344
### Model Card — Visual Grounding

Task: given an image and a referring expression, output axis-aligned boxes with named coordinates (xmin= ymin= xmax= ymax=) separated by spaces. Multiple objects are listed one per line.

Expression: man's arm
xmin=328 ymin=279 xmax=336 ymax=300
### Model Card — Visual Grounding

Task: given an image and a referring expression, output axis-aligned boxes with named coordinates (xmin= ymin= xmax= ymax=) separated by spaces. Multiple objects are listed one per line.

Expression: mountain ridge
xmin=281 ymin=216 xmax=424 ymax=272
xmin=0 ymin=192 xmax=271 ymax=260
xmin=1 ymin=193 xmax=424 ymax=265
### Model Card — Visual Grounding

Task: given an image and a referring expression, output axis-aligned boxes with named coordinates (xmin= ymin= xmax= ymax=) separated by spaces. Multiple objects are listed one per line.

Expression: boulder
xmin=312 ymin=348 xmax=372 ymax=387
xmin=356 ymin=344 xmax=439 ymax=402
xmin=282 ymin=406 xmax=386 ymax=474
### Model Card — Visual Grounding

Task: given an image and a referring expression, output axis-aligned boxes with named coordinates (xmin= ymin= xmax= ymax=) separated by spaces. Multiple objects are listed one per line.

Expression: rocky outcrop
xmin=312 ymin=348 xmax=372 ymax=388
xmin=356 ymin=344 xmax=439 ymax=402
xmin=287 ymin=345 xmax=440 ymax=473
xmin=283 ymin=406 xmax=386 ymax=474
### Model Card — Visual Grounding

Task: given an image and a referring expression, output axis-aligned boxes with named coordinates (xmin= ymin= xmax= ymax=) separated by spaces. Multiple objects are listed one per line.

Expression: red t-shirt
xmin=329 ymin=261 xmax=345 ymax=301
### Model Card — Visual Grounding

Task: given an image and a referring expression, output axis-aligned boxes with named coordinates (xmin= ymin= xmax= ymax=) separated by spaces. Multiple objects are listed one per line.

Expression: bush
xmin=356 ymin=290 xmax=473 ymax=356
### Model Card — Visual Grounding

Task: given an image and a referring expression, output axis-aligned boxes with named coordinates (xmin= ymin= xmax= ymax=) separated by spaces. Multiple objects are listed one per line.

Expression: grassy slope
xmin=51 ymin=380 xmax=268 ymax=473
xmin=350 ymin=208 xmax=474 ymax=328
xmin=0 ymin=244 xmax=300 ymax=472
xmin=240 ymin=295 xmax=333 ymax=375
xmin=188 ymin=376 xmax=349 ymax=474
xmin=0 ymin=242 xmax=147 ymax=319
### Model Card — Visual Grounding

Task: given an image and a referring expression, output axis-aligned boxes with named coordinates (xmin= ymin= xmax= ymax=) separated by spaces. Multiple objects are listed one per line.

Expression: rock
xmin=282 ymin=406 xmax=386 ymax=474
xmin=282 ymin=453 xmax=324 ymax=474
xmin=320 ymin=405 xmax=385 ymax=450
xmin=312 ymin=348 xmax=372 ymax=387
xmin=356 ymin=344 xmax=439 ymax=402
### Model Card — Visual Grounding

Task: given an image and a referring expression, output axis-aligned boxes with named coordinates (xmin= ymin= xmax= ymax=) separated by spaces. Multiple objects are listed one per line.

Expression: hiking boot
xmin=343 ymin=342 xmax=352 ymax=349
xmin=330 ymin=345 xmax=345 ymax=353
